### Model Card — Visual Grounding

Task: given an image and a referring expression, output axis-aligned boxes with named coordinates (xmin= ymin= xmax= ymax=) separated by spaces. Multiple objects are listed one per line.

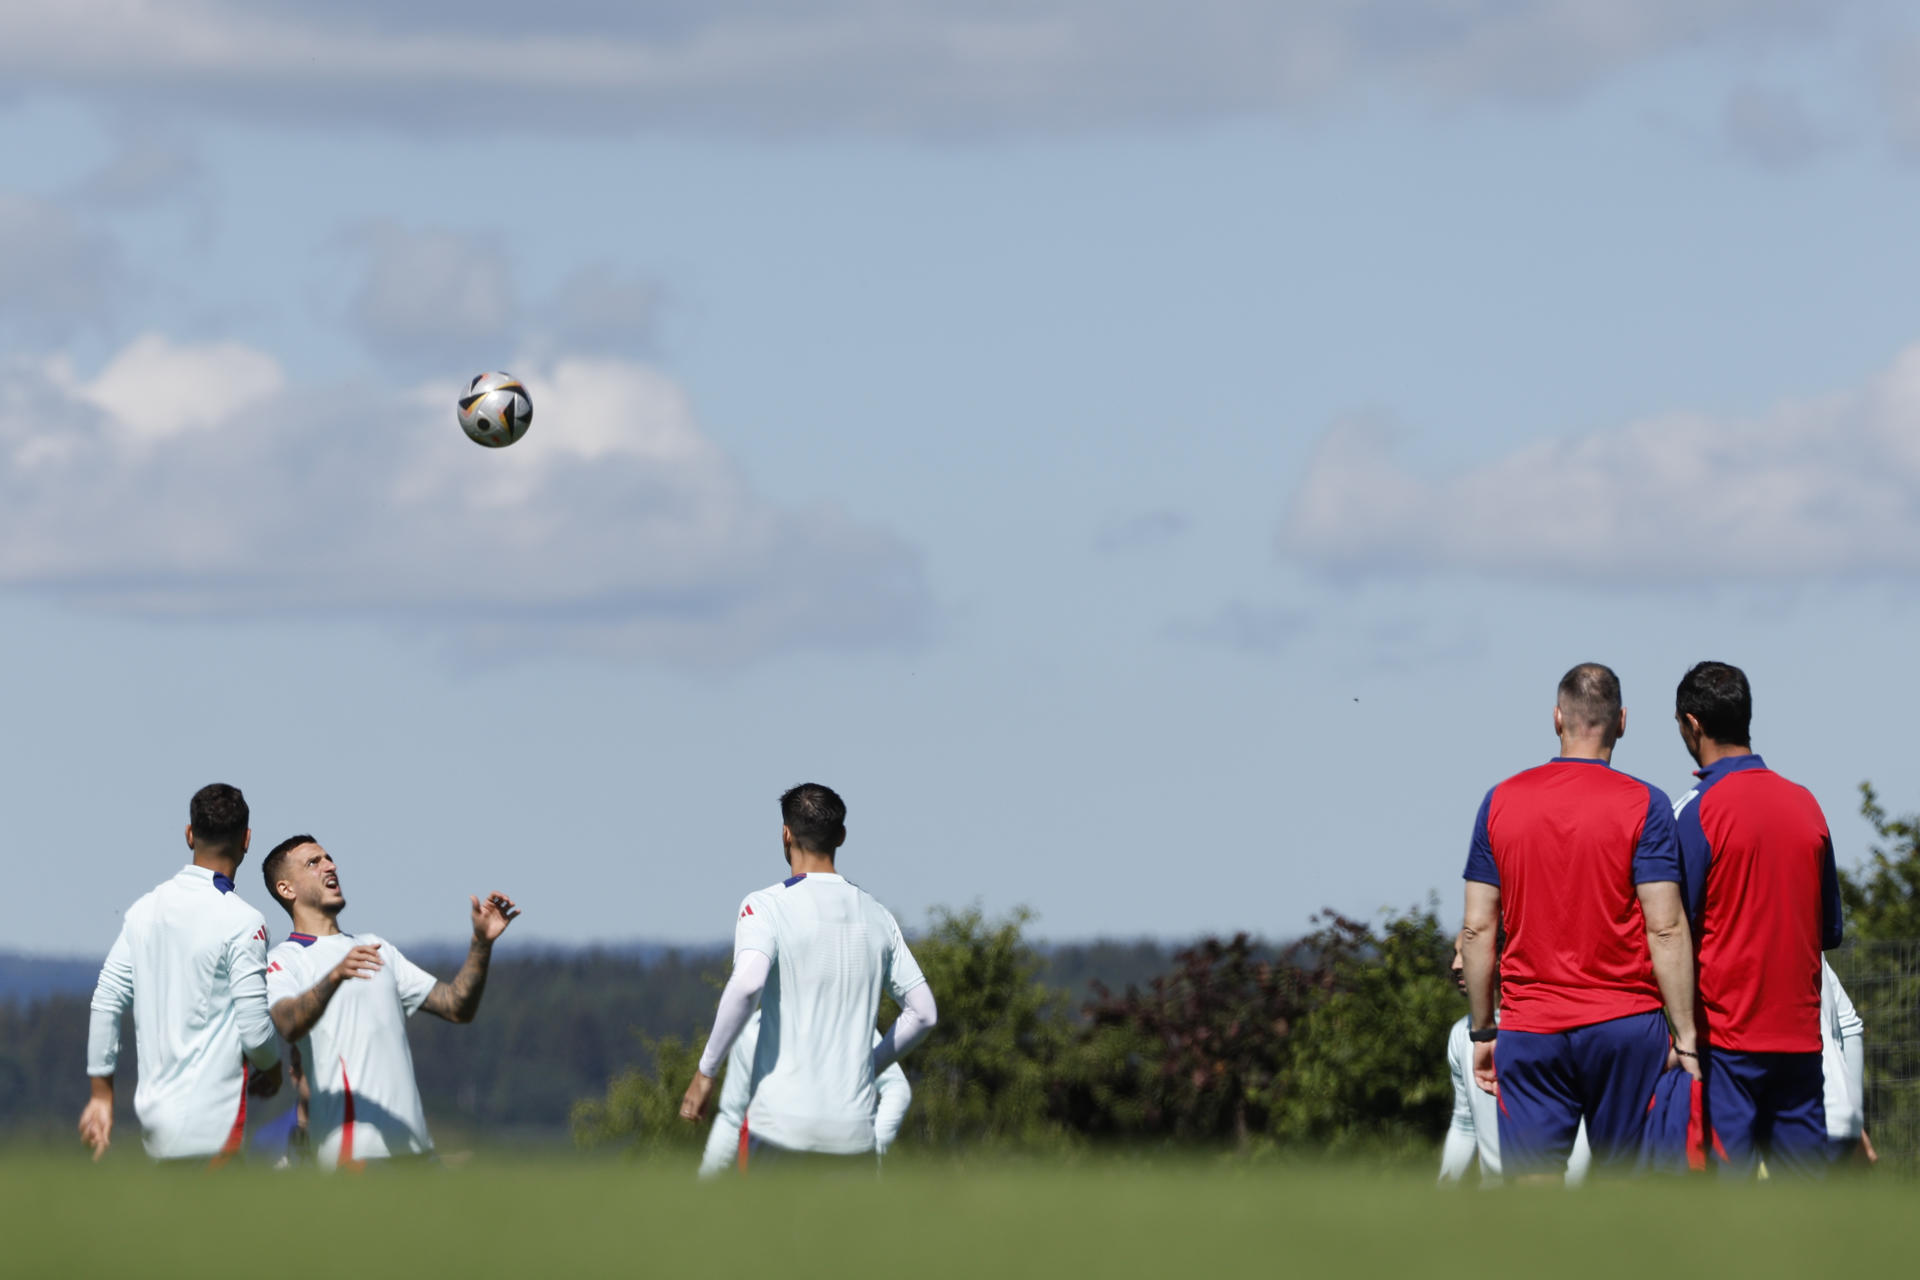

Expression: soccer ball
xmin=457 ymin=373 xmax=533 ymax=448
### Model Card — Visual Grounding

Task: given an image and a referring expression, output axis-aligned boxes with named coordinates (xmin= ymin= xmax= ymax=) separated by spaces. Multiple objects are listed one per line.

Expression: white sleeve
xmin=1438 ymin=1030 xmax=1476 ymax=1183
xmin=1828 ymin=963 xmax=1864 ymax=1040
xmin=873 ymin=981 xmax=937 ymax=1074
xmin=874 ymin=1057 xmax=912 ymax=1154
xmin=734 ymin=895 xmax=776 ymax=963
xmin=884 ymin=912 xmax=927 ymax=1002
xmin=86 ymin=930 xmax=135 ymax=1077
xmin=265 ymin=948 xmax=302 ymax=1009
xmin=699 ymin=1016 xmax=759 ymax=1178
xmin=227 ymin=924 xmax=281 ymax=1068
xmin=381 ymin=941 xmax=440 ymax=1017
xmin=697 ymin=950 xmax=770 ymax=1078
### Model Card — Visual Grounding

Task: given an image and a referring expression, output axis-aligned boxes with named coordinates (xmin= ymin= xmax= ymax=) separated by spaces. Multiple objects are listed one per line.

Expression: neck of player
xmin=291 ymin=901 xmax=344 ymax=938
xmin=788 ymin=849 xmax=839 ymax=877
xmin=192 ymin=850 xmax=244 ymax=879
xmin=1691 ymin=736 xmax=1751 ymax=770
xmin=1557 ymin=734 xmax=1615 ymax=764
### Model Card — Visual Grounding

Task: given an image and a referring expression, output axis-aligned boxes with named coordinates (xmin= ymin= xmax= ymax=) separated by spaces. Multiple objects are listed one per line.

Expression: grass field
xmin=6 ymin=1150 xmax=1912 ymax=1278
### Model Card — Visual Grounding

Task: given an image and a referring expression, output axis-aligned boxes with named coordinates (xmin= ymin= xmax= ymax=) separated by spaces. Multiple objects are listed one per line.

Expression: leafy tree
xmin=569 ymin=1031 xmax=708 ymax=1157
xmin=1841 ymin=783 xmax=1920 ymax=942
xmin=1071 ymin=934 xmax=1309 ymax=1147
xmin=1269 ymin=906 xmax=1457 ymax=1153
xmin=888 ymin=907 xmax=1075 ymax=1153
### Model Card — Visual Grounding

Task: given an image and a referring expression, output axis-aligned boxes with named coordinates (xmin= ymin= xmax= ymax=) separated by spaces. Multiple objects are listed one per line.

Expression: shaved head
xmin=1557 ymin=663 xmax=1623 ymax=742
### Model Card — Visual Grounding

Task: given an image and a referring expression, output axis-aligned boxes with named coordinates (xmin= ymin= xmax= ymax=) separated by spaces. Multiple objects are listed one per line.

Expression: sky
xmin=6 ymin=1 xmax=1920 ymax=955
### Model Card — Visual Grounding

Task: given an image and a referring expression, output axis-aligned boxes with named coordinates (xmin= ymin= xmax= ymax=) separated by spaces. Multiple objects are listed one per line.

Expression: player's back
xmin=1683 ymin=761 xmax=1832 ymax=1051
xmin=740 ymin=872 xmax=924 ymax=1155
xmin=116 ymin=866 xmax=269 ymax=1156
xmin=1475 ymin=759 xmax=1670 ymax=1033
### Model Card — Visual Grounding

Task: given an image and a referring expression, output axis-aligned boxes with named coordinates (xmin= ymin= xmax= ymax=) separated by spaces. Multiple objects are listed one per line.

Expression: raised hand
xmin=329 ymin=943 xmax=384 ymax=985
xmin=471 ymin=892 xmax=521 ymax=944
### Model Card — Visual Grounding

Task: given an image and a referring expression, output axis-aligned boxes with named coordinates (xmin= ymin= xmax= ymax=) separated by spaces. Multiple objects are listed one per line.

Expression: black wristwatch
xmin=1467 ymin=1026 xmax=1498 ymax=1043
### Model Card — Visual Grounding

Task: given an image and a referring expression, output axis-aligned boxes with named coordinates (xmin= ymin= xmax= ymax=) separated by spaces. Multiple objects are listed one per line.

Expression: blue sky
xmin=6 ymin=2 xmax=1920 ymax=954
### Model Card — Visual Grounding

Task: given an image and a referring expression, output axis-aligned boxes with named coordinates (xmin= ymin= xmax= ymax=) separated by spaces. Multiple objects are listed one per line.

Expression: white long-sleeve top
xmin=698 ymin=1008 xmax=913 ymax=1177
xmin=704 ymin=872 xmax=932 ymax=1154
xmin=87 ymin=864 xmax=280 ymax=1159
xmin=1820 ymin=959 xmax=1866 ymax=1140
xmin=1439 ymin=1014 xmax=1590 ymax=1186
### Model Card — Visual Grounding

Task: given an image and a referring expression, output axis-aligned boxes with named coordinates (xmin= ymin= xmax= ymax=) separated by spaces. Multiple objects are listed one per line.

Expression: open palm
xmin=470 ymin=892 xmax=521 ymax=942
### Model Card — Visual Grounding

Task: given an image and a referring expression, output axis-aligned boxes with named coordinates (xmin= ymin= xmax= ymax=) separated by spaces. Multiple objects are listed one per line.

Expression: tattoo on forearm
xmin=428 ymin=938 xmax=493 ymax=1022
xmin=274 ymin=978 xmax=339 ymax=1042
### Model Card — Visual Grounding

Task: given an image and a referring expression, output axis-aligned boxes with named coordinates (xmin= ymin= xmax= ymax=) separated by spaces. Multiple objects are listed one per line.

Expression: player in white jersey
xmin=1820 ymin=958 xmax=1875 ymax=1164
xmin=698 ymin=1008 xmax=913 ymax=1177
xmin=259 ymin=833 xmax=519 ymax=1169
xmin=80 ymin=784 xmax=283 ymax=1161
xmin=1438 ymin=937 xmax=1590 ymax=1186
xmin=680 ymin=783 xmax=938 ymax=1166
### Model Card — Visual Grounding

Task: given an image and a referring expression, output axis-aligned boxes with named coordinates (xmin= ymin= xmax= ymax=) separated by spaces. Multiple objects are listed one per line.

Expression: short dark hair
xmin=260 ymin=834 xmax=317 ymax=917
xmin=1556 ymin=663 xmax=1622 ymax=737
xmin=780 ymin=783 xmax=846 ymax=856
xmin=189 ymin=783 xmax=250 ymax=852
xmin=1676 ymin=661 xmax=1751 ymax=747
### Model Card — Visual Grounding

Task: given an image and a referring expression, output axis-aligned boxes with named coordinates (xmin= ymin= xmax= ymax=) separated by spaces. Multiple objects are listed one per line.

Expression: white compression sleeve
xmin=873 ymin=982 xmax=938 ymax=1074
xmin=874 ymin=1062 xmax=912 ymax=1154
xmin=86 ymin=932 xmax=134 ymax=1077
xmin=698 ymin=950 xmax=771 ymax=1078
xmin=227 ymin=931 xmax=281 ymax=1069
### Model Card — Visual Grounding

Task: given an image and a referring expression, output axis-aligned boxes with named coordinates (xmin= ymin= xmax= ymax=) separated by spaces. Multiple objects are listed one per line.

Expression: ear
xmin=1552 ymin=705 xmax=1565 ymax=737
xmin=184 ymin=823 xmax=195 ymax=851
xmin=1615 ymin=707 xmax=1628 ymax=741
xmin=242 ymin=829 xmax=253 ymax=853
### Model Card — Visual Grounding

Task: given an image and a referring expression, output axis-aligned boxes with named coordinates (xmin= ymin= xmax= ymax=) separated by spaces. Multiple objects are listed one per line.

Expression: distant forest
xmin=0 ymin=938 xmax=1181 ymax=1145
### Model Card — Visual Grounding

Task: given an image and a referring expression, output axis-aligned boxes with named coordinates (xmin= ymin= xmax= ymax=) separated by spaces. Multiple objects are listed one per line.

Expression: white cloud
xmin=1279 ymin=342 xmax=1920 ymax=583
xmin=66 ymin=334 xmax=284 ymax=440
xmin=0 ymin=1 xmax=1838 ymax=136
xmin=0 ymin=336 xmax=929 ymax=663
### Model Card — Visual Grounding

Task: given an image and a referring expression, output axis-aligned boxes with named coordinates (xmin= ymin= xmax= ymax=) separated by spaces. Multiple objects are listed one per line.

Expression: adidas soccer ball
xmin=457 ymin=372 xmax=532 ymax=448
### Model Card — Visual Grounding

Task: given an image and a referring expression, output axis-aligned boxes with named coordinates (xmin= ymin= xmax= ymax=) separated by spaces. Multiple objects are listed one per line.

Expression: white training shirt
xmin=698 ymin=1008 xmax=912 ymax=1176
xmin=265 ymin=931 xmax=437 ymax=1168
xmin=1440 ymin=1014 xmax=1591 ymax=1186
xmin=87 ymin=864 xmax=281 ymax=1160
xmin=731 ymin=872 xmax=928 ymax=1155
xmin=1820 ymin=959 xmax=1865 ymax=1141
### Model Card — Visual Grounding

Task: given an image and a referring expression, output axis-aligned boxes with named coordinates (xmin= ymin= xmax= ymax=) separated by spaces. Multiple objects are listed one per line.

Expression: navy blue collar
xmin=782 ymin=872 xmax=808 ymax=888
xmin=1695 ymin=752 xmax=1765 ymax=783
xmin=1550 ymin=756 xmax=1610 ymax=767
xmin=212 ymin=873 xmax=235 ymax=894
xmin=286 ymin=932 xmax=318 ymax=947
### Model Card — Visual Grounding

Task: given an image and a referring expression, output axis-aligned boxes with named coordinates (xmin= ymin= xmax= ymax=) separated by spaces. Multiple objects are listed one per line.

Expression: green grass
xmin=4 ymin=1149 xmax=1911 ymax=1278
